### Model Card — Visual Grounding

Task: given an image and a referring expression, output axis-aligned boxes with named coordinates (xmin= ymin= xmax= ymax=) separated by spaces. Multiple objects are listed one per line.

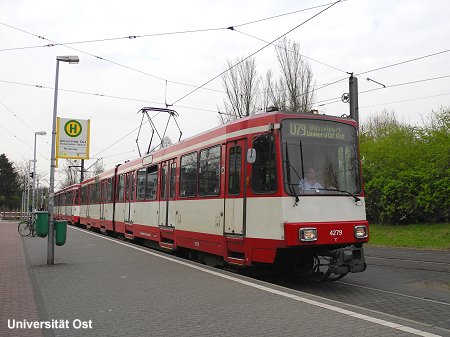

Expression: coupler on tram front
xmin=275 ymin=245 xmax=366 ymax=282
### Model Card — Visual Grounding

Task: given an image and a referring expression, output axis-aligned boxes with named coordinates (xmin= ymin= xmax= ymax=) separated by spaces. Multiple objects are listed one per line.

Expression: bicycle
xmin=18 ymin=214 xmax=36 ymax=237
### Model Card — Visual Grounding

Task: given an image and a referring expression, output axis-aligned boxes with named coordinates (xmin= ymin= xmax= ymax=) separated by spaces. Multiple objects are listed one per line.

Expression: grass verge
xmin=367 ymin=223 xmax=450 ymax=249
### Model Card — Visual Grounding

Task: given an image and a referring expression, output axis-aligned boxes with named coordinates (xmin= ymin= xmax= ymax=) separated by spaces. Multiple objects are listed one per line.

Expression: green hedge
xmin=360 ymin=108 xmax=449 ymax=224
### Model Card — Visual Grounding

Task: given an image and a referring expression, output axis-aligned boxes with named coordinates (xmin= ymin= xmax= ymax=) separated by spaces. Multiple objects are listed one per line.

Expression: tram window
xmin=81 ymin=186 xmax=88 ymax=204
xmin=88 ymin=186 xmax=92 ymax=204
xmin=117 ymin=174 xmax=125 ymax=201
xmin=199 ymin=145 xmax=221 ymax=196
xmin=125 ymin=173 xmax=134 ymax=201
xmin=90 ymin=185 xmax=95 ymax=204
xmin=90 ymin=184 xmax=97 ymax=204
xmin=137 ymin=169 xmax=146 ymax=200
xmin=107 ymin=178 xmax=113 ymax=202
xmin=100 ymin=181 xmax=106 ymax=203
xmin=96 ymin=182 xmax=100 ymax=203
xmin=146 ymin=165 xmax=158 ymax=200
xmin=132 ymin=173 xmax=136 ymax=201
xmin=180 ymin=152 xmax=198 ymax=198
xmin=86 ymin=186 xmax=91 ymax=204
xmin=337 ymin=145 xmax=358 ymax=193
xmin=170 ymin=163 xmax=177 ymax=199
xmin=160 ymin=164 xmax=167 ymax=199
xmin=228 ymin=146 xmax=241 ymax=195
xmin=125 ymin=173 xmax=133 ymax=201
xmin=125 ymin=175 xmax=130 ymax=201
xmin=252 ymin=134 xmax=277 ymax=193
xmin=89 ymin=186 xmax=94 ymax=204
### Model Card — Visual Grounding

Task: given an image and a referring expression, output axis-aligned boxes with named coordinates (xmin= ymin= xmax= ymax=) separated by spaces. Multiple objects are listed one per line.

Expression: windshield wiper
xmin=284 ymin=142 xmax=299 ymax=206
xmin=315 ymin=188 xmax=361 ymax=202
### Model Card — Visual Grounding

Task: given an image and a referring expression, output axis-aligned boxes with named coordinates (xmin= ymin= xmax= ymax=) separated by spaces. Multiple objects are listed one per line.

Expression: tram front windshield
xmin=281 ymin=119 xmax=361 ymax=195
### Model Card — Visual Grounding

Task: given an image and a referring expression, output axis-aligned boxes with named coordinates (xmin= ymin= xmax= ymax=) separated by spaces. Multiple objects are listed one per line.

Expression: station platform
xmin=0 ymin=220 xmax=447 ymax=337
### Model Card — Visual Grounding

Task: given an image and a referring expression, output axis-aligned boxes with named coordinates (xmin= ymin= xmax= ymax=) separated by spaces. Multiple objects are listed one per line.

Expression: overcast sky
xmin=1 ymin=0 xmax=449 ymax=188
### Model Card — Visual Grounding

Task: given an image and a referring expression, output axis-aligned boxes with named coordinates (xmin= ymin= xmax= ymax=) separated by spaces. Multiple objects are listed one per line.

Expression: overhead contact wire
xmin=0 ymin=79 xmax=219 ymax=113
xmin=233 ymin=29 xmax=348 ymax=74
xmin=171 ymin=0 xmax=343 ymax=106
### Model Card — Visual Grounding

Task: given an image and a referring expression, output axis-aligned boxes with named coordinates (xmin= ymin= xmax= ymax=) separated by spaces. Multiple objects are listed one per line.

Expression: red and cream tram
xmin=54 ymin=184 xmax=80 ymax=226
xmin=55 ymin=111 xmax=368 ymax=280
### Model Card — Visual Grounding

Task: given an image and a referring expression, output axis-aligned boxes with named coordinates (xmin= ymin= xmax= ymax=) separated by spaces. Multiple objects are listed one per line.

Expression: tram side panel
xmin=132 ymin=200 xmax=160 ymax=240
xmin=245 ymin=196 xmax=285 ymax=264
xmin=173 ymin=198 xmax=225 ymax=256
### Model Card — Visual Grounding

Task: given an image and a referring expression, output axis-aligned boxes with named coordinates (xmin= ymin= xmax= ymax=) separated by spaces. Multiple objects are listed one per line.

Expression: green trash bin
xmin=55 ymin=220 xmax=67 ymax=246
xmin=35 ymin=211 xmax=49 ymax=238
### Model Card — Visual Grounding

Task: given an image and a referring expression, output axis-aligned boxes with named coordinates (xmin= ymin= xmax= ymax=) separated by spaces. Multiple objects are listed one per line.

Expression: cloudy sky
xmin=1 ymin=0 xmax=449 ymax=187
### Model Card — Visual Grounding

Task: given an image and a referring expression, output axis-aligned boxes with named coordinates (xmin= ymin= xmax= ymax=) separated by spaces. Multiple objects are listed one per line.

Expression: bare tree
xmin=265 ymin=70 xmax=287 ymax=112
xmin=219 ymin=39 xmax=315 ymax=121
xmin=82 ymin=159 xmax=105 ymax=180
xmin=161 ymin=136 xmax=172 ymax=149
xmin=219 ymin=57 xmax=260 ymax=124
xmin=275 ymin=38 xmax=315 ymax=113
xmin=60 ymin=161 xmax=80 ymax=188
xmin=360 ymin=109 xmax=401 ymax=139
xmin=13 ymin=159 xmax=30 ymax=192
xmin=91 ymin=159 xmax=104 ymax=176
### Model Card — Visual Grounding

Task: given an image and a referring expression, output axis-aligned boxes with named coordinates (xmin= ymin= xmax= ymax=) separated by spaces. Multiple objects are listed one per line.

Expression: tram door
xmin=159 ymin=159 xmax=176 ymax=227
xmin=99 ymin=180 xmax=107 ymax=227
xmin=67 ymin=192 xmax=73 ymax=218
xmin=224 ymin=139 xmax=246 ymax=236
xmin=124 ymin=171 xmax=135 ymax=223
xmin=85 ymin=185 xmax=91 ymax=219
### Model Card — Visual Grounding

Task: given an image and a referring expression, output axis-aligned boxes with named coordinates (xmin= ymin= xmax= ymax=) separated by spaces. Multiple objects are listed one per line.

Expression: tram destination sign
xmin=284 ymin=120 xmax=348 ymax=140
xmin=56 ymin=117 xmax=90 ymax=159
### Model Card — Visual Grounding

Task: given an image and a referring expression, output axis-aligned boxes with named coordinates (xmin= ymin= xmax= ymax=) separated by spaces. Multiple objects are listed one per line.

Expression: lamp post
xmin=26 ymin=159 xmax=33 ymax=215
xmin=21 ymin=176 xmax=25 ymax=218
xmin=32 ymin=131 xmax=46 ymax=212
xmin=48 ymin=55 xmax=79 ymax=265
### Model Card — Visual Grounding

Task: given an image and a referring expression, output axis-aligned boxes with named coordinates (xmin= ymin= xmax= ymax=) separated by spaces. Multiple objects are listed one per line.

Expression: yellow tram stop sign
xmin=56 ymin=117 xmax=90 ymax=160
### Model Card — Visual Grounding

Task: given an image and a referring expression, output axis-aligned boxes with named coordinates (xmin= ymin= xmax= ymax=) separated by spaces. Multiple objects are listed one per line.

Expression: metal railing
xmin=0 ymin=211 xmax=22 ymax=220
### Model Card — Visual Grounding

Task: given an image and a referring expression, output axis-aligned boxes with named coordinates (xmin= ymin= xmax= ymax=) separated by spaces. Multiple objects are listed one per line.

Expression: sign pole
xmin=48 ymin=60 xmax=60 ymax=265
xmin=48 ymin=55 xmax=79 ymax=265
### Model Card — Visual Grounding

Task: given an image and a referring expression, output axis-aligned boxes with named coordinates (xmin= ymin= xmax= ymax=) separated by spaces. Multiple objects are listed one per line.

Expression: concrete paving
xmin=1 ymin=220 xmax=448 ymax=337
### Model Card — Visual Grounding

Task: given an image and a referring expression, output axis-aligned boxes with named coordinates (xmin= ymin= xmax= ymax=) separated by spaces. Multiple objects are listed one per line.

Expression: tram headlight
xmin=354 ymin=225 xmax=368 ymax=239
xmin=299 ymin=228 xmax=317 ymax=242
